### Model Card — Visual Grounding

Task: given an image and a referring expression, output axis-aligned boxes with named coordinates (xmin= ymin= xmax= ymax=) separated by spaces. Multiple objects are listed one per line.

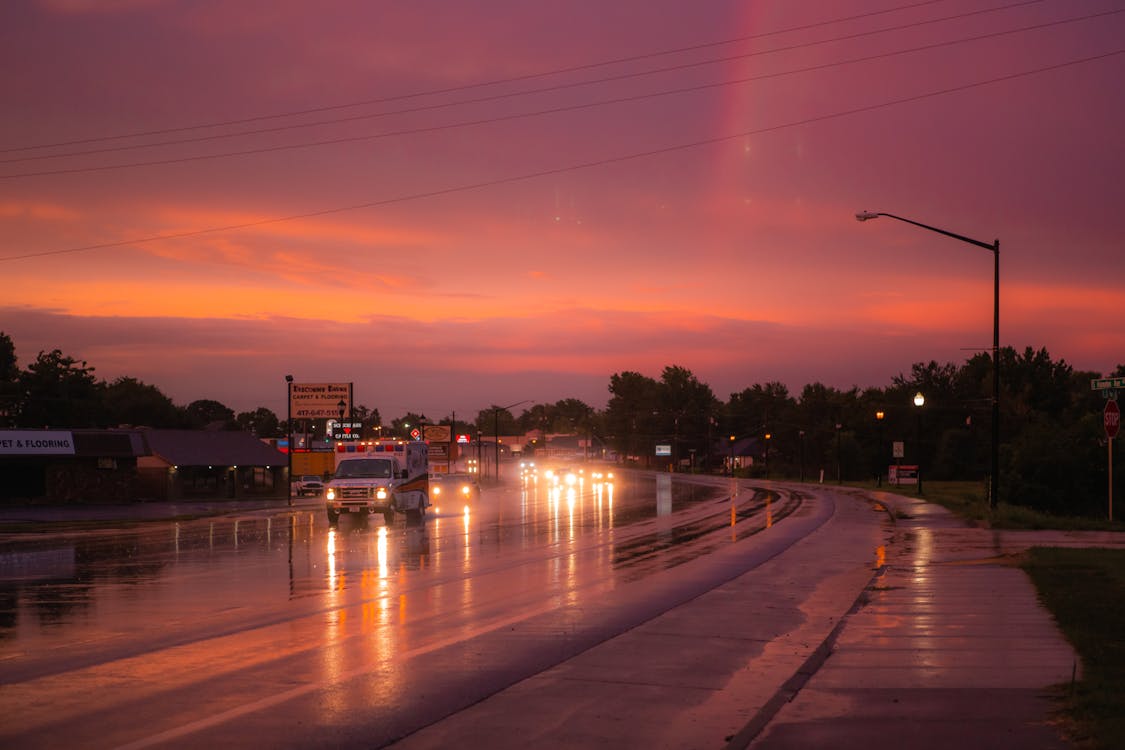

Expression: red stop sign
xmin=1106 ymin=400 xmax=1121 ymax=439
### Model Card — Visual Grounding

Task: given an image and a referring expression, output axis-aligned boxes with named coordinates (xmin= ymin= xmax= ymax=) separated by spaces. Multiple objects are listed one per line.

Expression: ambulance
xmin=324 ymin=440 xmax=429 ymax=525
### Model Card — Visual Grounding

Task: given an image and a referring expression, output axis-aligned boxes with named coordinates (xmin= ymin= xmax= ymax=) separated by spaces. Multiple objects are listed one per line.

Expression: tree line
xmin=2 ymin=331 xmax=1119 ymax=515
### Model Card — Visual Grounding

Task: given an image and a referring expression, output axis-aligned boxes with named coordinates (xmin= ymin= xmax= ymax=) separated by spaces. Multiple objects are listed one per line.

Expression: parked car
xmin=294 ymin=474 xmax=325 ymax=497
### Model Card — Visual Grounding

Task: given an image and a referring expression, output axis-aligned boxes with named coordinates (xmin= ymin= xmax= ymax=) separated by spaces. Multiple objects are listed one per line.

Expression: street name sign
xmin=1091 ymin=377 xmax=1125 ymax=391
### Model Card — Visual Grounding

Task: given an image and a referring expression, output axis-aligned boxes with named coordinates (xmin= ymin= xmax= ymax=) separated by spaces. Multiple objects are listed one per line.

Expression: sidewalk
xmin=746 ymin=491 xmax=1122 ymax=750
xmin=0 ymin=495 xmax=323 ymax=526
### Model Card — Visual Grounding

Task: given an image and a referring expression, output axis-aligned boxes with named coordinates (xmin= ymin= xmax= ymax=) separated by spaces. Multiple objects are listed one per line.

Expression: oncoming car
xmin=545 ymin=466 xmax=579 ymax=486
xmin=429 ymin=472 xmax=480 ymax=510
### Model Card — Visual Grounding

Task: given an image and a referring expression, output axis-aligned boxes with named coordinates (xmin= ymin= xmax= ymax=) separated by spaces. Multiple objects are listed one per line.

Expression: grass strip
xmin=1022 ymin=547 xmax=1125 ymax=749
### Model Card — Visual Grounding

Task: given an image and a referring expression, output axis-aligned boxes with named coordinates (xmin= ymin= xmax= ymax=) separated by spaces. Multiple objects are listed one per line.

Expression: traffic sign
xmin=410 ymin=428 xmax=420 ymax=440
xmin=1106 ymin=400 xmax=1121 ymax=440
xmin=1092 ymin=377 xmax=1125 ymax=391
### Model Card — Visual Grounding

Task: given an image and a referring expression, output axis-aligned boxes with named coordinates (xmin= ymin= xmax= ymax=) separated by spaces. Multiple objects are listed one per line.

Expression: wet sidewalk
xmin=747 ymin=491 xmax=1124 ymax=750
xmin=0 ymin=496 xmax=323 ymax=527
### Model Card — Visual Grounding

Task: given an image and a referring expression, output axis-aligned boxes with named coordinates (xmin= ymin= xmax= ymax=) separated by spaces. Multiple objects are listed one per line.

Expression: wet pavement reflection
xmin=0 ymin=469 xmax=808 ymax=748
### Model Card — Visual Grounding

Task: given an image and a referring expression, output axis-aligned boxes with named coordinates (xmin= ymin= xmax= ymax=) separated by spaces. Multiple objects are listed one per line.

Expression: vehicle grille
xmin=338 ymin=487 xmax=375 ymax=499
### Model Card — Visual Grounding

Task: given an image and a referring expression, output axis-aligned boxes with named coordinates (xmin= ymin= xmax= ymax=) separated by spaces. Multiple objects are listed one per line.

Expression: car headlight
xmin=432 ymin=485 xmax=442 ymax=496
xmin=376 ymin=487 xmax=388 ymax=499
xmin=326 ymin=488 xmax=336 ymax=500
xmin=461 ymin=485 xmax=471 ymax=496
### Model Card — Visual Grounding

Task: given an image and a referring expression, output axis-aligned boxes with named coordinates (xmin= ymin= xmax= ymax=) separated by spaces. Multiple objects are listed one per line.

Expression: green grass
xmin=841 ymin=478 xmax=1120 ymax=531
xmin=1022 ymin=547 xmax=1125 ymax=749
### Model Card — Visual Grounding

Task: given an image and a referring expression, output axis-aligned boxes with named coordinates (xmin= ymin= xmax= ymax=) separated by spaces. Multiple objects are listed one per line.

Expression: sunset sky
xmin=2 ymin=0 xmax=1123 ymax=422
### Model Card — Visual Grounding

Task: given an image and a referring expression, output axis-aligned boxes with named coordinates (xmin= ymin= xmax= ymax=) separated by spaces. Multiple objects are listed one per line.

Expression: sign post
xmin=1093 ymin=377 xmax=1121 ymax=522
xmin=1106 ymin=399 xmax=1119 ymax=522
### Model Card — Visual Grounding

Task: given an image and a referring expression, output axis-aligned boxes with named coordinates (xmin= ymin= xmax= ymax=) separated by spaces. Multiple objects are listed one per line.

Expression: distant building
xmin=0 ymin=428 xmax=286 ymax=504
xmin=136 ymin=429 xmax=287 ymax=500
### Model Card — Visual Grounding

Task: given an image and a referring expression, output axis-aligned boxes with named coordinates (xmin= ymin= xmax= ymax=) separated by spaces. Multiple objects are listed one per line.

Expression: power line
xmin=3 ymin=47 xmax=1120 ymax=264
xmin=3 ymin=6 xmax=1117 ymax=180
xmin=0 ymin=0 xmax=1037 ymax=156
xmin=0 ymin=0 xmax=1056 ymax=167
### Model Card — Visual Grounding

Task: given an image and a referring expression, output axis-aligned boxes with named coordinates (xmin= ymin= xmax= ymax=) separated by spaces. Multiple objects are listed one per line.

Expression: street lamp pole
xmin=875 ymin=410 xmax=885 ymax=487
xmin=857 ymin=210 xmax=999 ymax=508
xmin=493 ymin=400 xmax=531 ymax=482
xmin=285 ymin=375 xmax=294 ymax=506
xmin=914 ymin=391 xmax=926 ymax=495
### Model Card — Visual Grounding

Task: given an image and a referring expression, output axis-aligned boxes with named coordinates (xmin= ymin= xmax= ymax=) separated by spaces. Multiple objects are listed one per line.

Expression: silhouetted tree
xmin=104 ymin=377 xmax=182 ymax=427
xmin=184 ymin=399 xmax=236 ymax=429
xmin=236 ymin=407 xmax=281 ymax=437
xmin=18 ymin=349 xmax=104 ymax=427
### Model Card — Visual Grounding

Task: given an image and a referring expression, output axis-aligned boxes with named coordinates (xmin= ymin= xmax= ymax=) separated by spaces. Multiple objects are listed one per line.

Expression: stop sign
xmin=1106 ymin=400 xmax=1121 ymax=439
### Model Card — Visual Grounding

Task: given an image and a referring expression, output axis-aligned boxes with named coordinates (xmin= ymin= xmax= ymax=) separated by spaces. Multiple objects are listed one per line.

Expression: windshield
xmin=335 ymin=458 xmax=393 ymax=479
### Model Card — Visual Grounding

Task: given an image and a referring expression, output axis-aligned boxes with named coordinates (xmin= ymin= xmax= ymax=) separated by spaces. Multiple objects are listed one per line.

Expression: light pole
xmin=494 ymin=400 xmax=531 ymax=482
xmin=798 ymin=430 xmax=805 ymax=482
xmin=875 ymin=410 xmax=885 ymax=487
xmin=764 ymin=432 xmax=771 ymax=479
xmin=857 ymin=210 xmax=999 ymax=508
xmin=285 ymin=374 xmax=294 ymax=506
xmin=835 ymin=423 xmax=842 ymax=484
xmin=914 ymin=391 xmax=925 ymax=495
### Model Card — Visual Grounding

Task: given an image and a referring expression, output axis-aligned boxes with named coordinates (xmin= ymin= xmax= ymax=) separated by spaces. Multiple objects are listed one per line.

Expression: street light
xmin=798 ymin=430 xmax=805 ymax=482
xmin=285 ymin=374 xmax=294 ymax=506
xmin=857 ymin=210 xmax=999 ymax=507
xmin=764 ymin=433 xmax=771 ymax=479
xmin=835 ymin=423 xmax=842 ymax=484
xmin=494 ymin=400 xmax=531 ymax=481
xmin=875 ymin=410 xmax=885 ymax=487
xmin=914 ymin=391 xmax=925 ymax=495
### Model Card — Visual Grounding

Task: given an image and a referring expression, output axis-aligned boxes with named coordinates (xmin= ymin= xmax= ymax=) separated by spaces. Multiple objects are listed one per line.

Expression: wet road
xmin=1 ymin=470 xmax=811 ymax=748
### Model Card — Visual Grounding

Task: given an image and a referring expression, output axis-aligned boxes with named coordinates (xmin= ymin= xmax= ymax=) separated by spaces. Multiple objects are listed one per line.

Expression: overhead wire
xmin=2 ymin=5 xmax=1119 ymax=180
xmin=0 ymin=0 xmax=974 ymax=155
xmin=2 ymin=47 xmax=1121 ymax=263
xmin=0 ymin=0 xmax=1054 ymax=166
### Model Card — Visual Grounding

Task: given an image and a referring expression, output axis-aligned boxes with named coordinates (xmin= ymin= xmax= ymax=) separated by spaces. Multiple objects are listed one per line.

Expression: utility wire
xmin=0 ymin=0 xmax=1052 ymax=166
xmin=0 ymin=0 xmax=1037 ymax=156
xmin=3 ymin=6 xmax=1118 ymax=180
xmin=0 ymin=0 xmax=1057 ymax=166
xmin=2 ymin=47 xmax=1120 ymax=263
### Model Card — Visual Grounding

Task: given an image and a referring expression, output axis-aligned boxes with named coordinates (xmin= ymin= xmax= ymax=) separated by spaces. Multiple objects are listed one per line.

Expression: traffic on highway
xmin=0 ymin=463 xmax=887 ymax=748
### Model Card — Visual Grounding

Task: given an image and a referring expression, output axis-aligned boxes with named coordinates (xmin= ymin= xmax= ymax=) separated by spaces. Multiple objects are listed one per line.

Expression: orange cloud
xmin=0 ymin=201 xmax=81 ymax=222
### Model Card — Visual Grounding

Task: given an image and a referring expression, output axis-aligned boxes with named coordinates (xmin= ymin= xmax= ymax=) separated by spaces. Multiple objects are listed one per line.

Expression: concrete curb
xmin=723 ymin=489 xmax=894 ymax=749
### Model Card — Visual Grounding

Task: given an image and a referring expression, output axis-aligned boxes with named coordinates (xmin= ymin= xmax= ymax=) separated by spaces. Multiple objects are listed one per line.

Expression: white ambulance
xmin=324 ymin=440 xmax=429 ymax=525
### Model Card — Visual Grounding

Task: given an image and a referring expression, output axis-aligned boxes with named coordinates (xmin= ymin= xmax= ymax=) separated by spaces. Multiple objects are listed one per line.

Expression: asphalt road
xmin=0 ymin=470 xmax=886 ymax=749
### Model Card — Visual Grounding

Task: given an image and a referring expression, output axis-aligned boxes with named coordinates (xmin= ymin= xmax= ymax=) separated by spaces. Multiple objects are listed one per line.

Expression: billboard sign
xmin=423 ymin=424 xmax=451 ymax=443
xmin=289 ymin=383 xmax=352 ymax=419
xmin=655 ymin=444 xmax=672 ymax=456
xmin=0 ymin=430 xmax=76 ymax=455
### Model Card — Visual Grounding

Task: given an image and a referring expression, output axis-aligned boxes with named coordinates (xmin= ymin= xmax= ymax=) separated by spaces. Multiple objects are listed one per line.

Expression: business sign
xmin=456 ymin=434 xmax=471 ymax=444
xmin=0 ymin=430 xmax=76 ymax=455
xmin=289 ymin=382 xmax=352 ymax=419
xmin=423 ymin=424 xmax=451 ymax=443
xmin=332 ymin=421 xmax=364 ymax=441
xmin=888 ymin=465 xmax=918 ymax=486
xmin=655 ymin=444 xmax=672 ymax=456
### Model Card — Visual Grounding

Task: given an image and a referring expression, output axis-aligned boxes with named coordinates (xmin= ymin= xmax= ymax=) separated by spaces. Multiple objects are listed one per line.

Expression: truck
xmin=324 ymin=440 xmax=429 ymax=525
